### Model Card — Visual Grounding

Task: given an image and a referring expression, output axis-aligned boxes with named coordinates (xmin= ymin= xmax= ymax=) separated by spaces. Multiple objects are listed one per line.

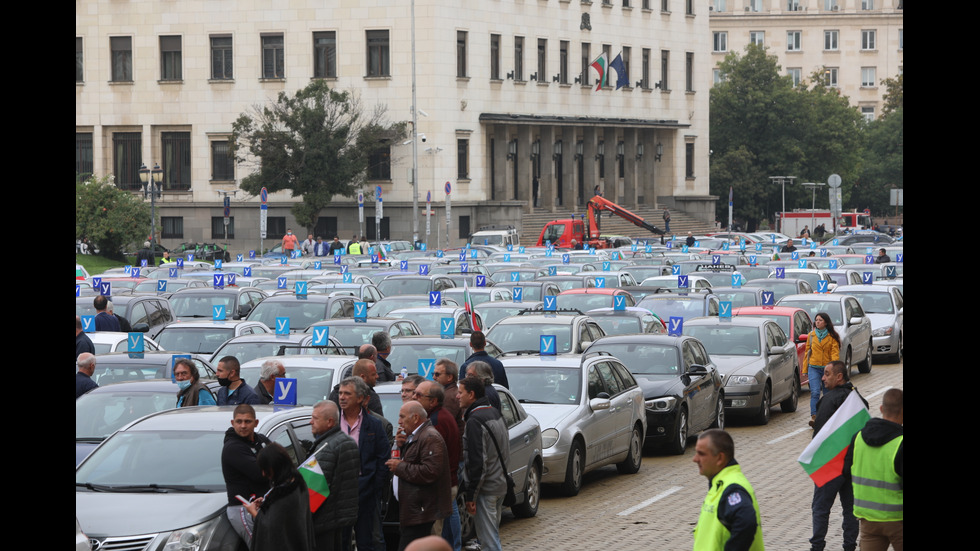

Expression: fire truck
xmin=778 ymin=209 xmax=874 ymax=237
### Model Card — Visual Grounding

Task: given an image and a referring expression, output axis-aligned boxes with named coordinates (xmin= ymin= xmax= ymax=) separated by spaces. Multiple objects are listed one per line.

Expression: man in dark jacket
xmin=76 ymin=353 xmax=98 ymax=399
xmin=416 ymin=381 xmax=463 ymax=549
xmin=460 ymin=332 xmax=508 ymax=388
xmin=221 ymin=404 xmax=271 ymax=547
xmin=372 ymin=332 xmax=396 ymax=382
xmin=458 ymin=377 xmax=509 ymax=551
xmin=810 ymin=361 xmax=868 ymax=551
xmin=309 ymin=400 xmax=360 ymax=551
xmin=216 ymin=356 xmax=261 ymax=406
xmin=386 ymin=401 xmax=452 ymax=550
xmin=76 ymin=316 xmax=94 ymax=359
xmin=136 ymin=241 xmax=156 ymax=267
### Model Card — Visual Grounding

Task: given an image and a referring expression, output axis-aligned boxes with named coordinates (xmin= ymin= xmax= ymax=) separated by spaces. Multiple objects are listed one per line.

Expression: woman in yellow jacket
xmin=804 ymin=312 xmax=840 ymax=417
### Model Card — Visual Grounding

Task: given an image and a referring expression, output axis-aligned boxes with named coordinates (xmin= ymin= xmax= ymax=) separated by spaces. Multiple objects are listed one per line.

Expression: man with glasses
xmin=401 ymin=375 xmax=427 ymax=403
xmin=415 ymin=381 xmax=462 ymax=549
xmin=434 ymin=359 xmax=462 ymax=434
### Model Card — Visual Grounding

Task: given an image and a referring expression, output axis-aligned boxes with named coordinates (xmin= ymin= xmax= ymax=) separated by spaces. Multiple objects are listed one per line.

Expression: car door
xmin=585 ymin=362 xmax=621 ymax=467
xmin=765 ymin=322 xmax=795 ymax=402
xmin=682 ymin=339 xmax=711 ymax=429
xmin=499 ymin=390 xmax=533 ymax=491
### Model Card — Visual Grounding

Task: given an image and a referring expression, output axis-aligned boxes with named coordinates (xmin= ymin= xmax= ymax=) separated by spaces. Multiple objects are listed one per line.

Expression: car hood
xmin=520 ymin=404 xmax=577 ymax=430
xmin=866 ymin=313 xmax=896 ymax=330
xmin=76 ymin=492 xmax=226 ymax=536
xmin=633 ymin=375 xmax=683 ymax=399
xmin=711 ymin=355 xmax=763 ymax=377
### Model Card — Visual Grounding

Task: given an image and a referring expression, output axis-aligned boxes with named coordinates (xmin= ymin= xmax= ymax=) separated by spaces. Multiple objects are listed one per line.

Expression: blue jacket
xmin=354 ymin=409 xmax=391 ymax=505
xmin=76 ymin=372 xmax=98 ymax=399
xmin=460 ymin=351 xmax=509 ymax=389
xmin=217 ymin=379 xmax=261 ymax=405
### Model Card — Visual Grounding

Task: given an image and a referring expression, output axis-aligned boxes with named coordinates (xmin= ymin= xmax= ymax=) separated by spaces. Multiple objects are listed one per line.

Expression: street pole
xmin=769 ymin=176 xmax=796 ymax=233
xmin=410 ymin=0 xmax=419 ymax=246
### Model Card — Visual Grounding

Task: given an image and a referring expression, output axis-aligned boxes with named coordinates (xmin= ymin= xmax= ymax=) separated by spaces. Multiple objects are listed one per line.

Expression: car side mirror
xmin=132 ymin=323 xmax=150 ymax=333
xmin=589 ymin=396 xmax=611 ymax=411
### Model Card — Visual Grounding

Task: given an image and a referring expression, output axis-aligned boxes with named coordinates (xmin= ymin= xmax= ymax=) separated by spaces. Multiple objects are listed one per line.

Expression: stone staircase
xmin=519 ymin=204 xmax=715 ymax=245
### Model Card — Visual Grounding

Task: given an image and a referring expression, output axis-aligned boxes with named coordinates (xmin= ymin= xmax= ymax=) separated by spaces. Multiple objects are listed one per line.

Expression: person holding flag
xmin=307 ymin=400 xmax=360 ymax=551
xmin=245 ymin=443 xmax=315 ymax=551
xmin=798 ymin=361 xmax=869 ymax=551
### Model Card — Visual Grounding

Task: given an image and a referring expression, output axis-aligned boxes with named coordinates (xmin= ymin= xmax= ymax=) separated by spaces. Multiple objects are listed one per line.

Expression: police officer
xmin=692 ymin=429 xmax=764 ymax=551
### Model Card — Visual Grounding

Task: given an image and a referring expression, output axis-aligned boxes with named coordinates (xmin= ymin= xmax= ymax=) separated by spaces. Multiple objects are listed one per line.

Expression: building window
xmin=824 ymin=67 xmax=839 ymax=87
xmin=824 ymin=0 xmax=838 ymax=10
xmin=685 ymin=52 xmax=694 ymax=91
xmin=112 ymin=132 xmax=142 ymax=190
xmin=76 ymin=38 xmax=84 ymax=82
xmin=313 ymin=31 xmax=337 ymax=78
xmin=514 ymin=36 xmax=524 ymax=81
xmin=76 ymin=132 xmax=93 ymax=178
xmin=559 ymin=41 xmax=569 ymax=84
xmin=862 ymin=30 xmax=876 ymax=50
xmin=602 ymin=44 xmax=611 ymax=87
xmin=261 ymin=34 xmax=284 ymax=79
xmin=787 ymin=67 xmax=802 ymax=86
xmin=750 ymin=31 xmax=765 ymax=46
xmin=787 ymin=31 xmax=802 ymax=52
xmin=211 ymin=36 xmax=233 ymax=80
xmin=622 ymin=47 xmax=631 ymax=88
xmin=861 ymin=0 xmax=874 ymax=9
xmin=161 ymin=217 xmax=184 ymax=239
xmin=787 ymin=0 xmax=800 ymax=10
xmin=686 ymin=0 xmax=694 ymax=15
xmin=367 ymin=217 xmax=390 ymax=240
xmin=712 ymin=0 xmax=726 ymax=12
xmin=267 ymin=217 xmax=286 ymax=238
xmin=459 ymin=216 xmax=471 ymax=239
xmin=490 ymin=34 xmax=501 ymax=79
xmin=861 ymin=67 xmax=876 ymax=87
xmin=160 ymin=36 xmax=182 ymax=81
xmin=457 ymin=139 xmax=469 ymax=179
xmin=641 ymin=48 xmax=651 ymax=89
xmin=313 ymin=217 xmax=338 ymax=239
xmin=457 ymin=31 xmax=467 ymax=78
xmin=598 ymin=140 xmax=605 ymax=179
xmin=662 ymin=0 xmax=669 ymax=12
xmin=713 ymin=69 xmax=723 ymax=85
xmin=368 ymin=144 xmax=391 ymax=180
xmin=537 ymin=39 xmax=547 ymax=81
xmin=898 ymin=29 xmax=903 ymax=50
xmin=713 ymin=32 xmax=728 ymax=53
xmin=366 ymin=30 xmax=390 ymax=77
xmin=660 ymin=50 xmax=669 ymax=90
xmin=747 ymin=0 xmax=761 ymax=11
xmin=110 ymin=37 xmax=133 ymax=82
xmin=581 ymin=43 xmax=590 ymax=86
xmin=617 ymin=141 xmax=625 ymax=179
xmin=685 ymin=142 xmax=695 ymax=178
xmin=824 ymin=30 xmax=839 ymax=51
xmin=211 ymin=217 xmax=235 ymax=239
xmin=861 ymin=106 xmax=875 ymax=122
xmin=211 ymin=141 xmax=235 ymax=181
xmin=162 ymin=132 xmax=191 ymax=191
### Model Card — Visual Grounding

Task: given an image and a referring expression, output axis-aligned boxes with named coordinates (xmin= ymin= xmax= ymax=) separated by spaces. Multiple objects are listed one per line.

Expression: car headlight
xmin=872 ymin=327 xmax=893 ymax=337
xmin=727 ymin=375 xmax=758 ymax=385
xmin=541 ymin=428 xmax=560 ymax=449
xmin=645 ymin=396 xmax=677 ymax=412
xmin=163 ymin=517 xmax=220 ymax=551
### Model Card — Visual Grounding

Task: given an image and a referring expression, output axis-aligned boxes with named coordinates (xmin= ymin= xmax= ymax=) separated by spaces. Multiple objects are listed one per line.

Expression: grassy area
xmin=76 ymin=254 xmax=132 ymax=275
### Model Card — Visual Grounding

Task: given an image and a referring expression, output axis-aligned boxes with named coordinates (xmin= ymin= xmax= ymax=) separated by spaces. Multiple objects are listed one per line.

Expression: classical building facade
xmin=77 ymin=0 xmax=713 ymax=251
xmin=709 ymin=0 xmax=902 ymax=120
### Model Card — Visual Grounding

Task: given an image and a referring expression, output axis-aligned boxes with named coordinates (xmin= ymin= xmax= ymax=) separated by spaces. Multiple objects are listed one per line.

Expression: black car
xmin=75 ymin=294 xmax=176 ymax=339
xmin=585 ymin=334 xmax=725 ymax=455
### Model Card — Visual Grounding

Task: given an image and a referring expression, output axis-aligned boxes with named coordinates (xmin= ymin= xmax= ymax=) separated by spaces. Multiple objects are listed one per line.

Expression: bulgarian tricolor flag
xmin=299 ymin=452 xmax=330 ymax=512
xmin=591 ymin=52 xmax=609 ymax=92
xmin=798 ymin=391 xmax=870 ymax=487
xmin=463 ymin=281 xmax=479 ymax=330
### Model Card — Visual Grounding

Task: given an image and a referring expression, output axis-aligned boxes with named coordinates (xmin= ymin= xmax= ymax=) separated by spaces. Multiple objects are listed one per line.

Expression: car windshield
xmin=156 ymin=328 xmax=235 ymax=354
xmin=638 ymin=298 xmax=704 ymax=319
xmin=249 ymin=301 xmax=328 ymax=331
xmin=736 ymin=314 xmax=790 ymax=336
xmin=76 ymin=391 xmax=177 ymax=439
xmin=592 ymin=316 xmax=645 ymax=336
xmin=171 ymin=295 xmax=235 ymax=319
xmin=240 ymin=366 xmax=335 ymax=405
xmin=76 ymin=431 xmax=225 ymax=491
xmin=488 ymin=324 xmax=573 ymax=353
xmin=713 ymin=290 xmax=759 ymax=309
xmin=540 ymin=224 xmax=565 ymax=244
xmin=93 ymin=362 xmax=170 ymax=385
xmin=845 ymin=292 xmax=894 ymax=314
xmin=556 ymin=294 xmax=616 ymax=311
xmin=505 ymin=367 xmax=581 ymax=405
xmin=780 ymin=300 xmax=844 ymax=326
xmin=592 ymin=343 xmax=681 ymax=375
xmin=387 ymin=344 xmax=469 ymax=373
xmin=477 ymin=307 xmax=525 ymax=330
xmin=685 ymin=326 xmax=761 ymax=356
xmin=378 ymin=279 xmax=431 ymax=296
xmin=311 ymin=324 xmax=387 ymax=346
xmin=387 ymin=312 xmax=453 ymax=335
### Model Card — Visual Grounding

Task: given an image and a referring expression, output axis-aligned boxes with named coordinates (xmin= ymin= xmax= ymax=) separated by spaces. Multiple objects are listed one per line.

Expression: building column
xmin=560 ymin=126 xmax=576 ymax=212
xmin=517 ymin=126 xmax=532 ymax=211
xmin=582 ymin=127 xmax=597 ymax=209
xmin=538 ymin=126 xmax=555 ymax=211
xmin=493 ymin=125 xmax=508 ymax=202
xmin=603 ymin=127 xmax=617 ymax=201
xmin=623 ymin=128 xmax=637 ymax=209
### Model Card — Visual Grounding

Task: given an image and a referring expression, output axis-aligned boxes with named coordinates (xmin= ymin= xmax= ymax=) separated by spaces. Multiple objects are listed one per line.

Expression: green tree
xmin=880 ymin=72 xmax=903 ymax=116
xmin=710 ymin=45 xmax=864 ymax=230
xmin=76 ymin=175 xmax=153 ymax=259
xmin=232 ymin=80 xmax=404 ymax=231
xmin=853 ymin=107 xmax=903 ymax=214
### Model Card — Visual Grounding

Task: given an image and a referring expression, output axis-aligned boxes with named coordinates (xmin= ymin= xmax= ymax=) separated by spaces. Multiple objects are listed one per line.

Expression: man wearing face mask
xmin=216 ymin=356 xmax=261 ymax=406
xmin=282 ymin=229 xmax=299 ymax=257
xmin=175 ymin=358 xmax=217 ymax=407
xmin=372 ymin=331 xmax=396 ymax=382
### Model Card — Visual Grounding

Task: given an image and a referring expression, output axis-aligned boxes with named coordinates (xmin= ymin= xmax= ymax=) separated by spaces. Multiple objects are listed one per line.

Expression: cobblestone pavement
xmin=498 ymin=360 xmax=904 ymax=550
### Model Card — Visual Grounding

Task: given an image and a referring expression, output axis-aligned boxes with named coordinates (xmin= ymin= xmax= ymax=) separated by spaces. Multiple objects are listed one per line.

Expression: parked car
xmin=777 ymin=293 xmax=874 ymax=374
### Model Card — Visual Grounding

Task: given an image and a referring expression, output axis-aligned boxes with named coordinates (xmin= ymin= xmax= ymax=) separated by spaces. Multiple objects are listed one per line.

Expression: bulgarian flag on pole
xmin=798 ymin=391 xmax=870 ymax=487
xmin=463 ymin=280 xmax=478 ymax=330
xmin=591 ymin=52 xmax=609 ymax=92
xmin=299 ymin=452 xmax=330 ymax=512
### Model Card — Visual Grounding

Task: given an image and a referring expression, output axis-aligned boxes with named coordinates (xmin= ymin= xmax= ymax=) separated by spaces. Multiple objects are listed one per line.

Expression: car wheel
xmin=780 ymin=374 xmax=800 ymax=413
xmin=843 ymin=347 xmax=852 ymax=374
xmin=665 ymin=406 xmax=689 ymax=456
xmin=512 ymin=461 xmax=540 ymax=518
xmin=710 ymin=395 xmax=725 ymax=430
xmin=617 ymin=425 xmax=643 ymax=474
xmin=858 ymin=341 xmax=873 ymax=374
xmin=752 ymin=384 xmax=771 ymax=425
xmin=894 ymin=332 xmax=903 ymax=364
xmin=560 ymin=440 xmax=585 ymax=497
xmin=457 ymin=490 xmax=475 ymax=541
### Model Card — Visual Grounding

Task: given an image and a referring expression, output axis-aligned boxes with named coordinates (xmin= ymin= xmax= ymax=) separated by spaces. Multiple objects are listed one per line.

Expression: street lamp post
xmin=139 ymin=163 xmax=163 ymax=245
xmin=410 ymin=0 xmax=419 ymax=246
xmin=769 ymin=176 xmax=796 ymax=233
